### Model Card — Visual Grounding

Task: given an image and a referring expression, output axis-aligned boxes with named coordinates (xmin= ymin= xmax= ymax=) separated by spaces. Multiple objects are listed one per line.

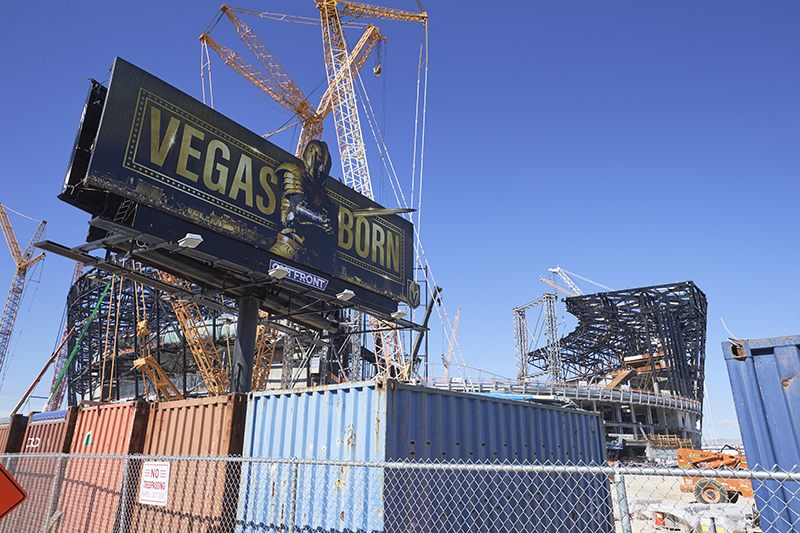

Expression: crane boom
xmin=157 ymin=271 xmax=230 ymax=396
xmin=199 ymin=32 xmax=323 ymax=153
xmin=540 ymin=277 xmax=577 ymax=297
xmin=0 ymin=204 xmax=46 ymax=391
xmin=338 ymin=1 xmax=427 ymax=23
xmin=304 ymin=23 xmax=385 ymax=151
xmin=442 ymin=307 xmax=460 ymax=381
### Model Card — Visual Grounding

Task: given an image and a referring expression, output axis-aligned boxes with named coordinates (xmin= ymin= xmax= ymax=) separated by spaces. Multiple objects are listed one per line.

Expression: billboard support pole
xmin=231 ymin=296 xmax=260 ymax=393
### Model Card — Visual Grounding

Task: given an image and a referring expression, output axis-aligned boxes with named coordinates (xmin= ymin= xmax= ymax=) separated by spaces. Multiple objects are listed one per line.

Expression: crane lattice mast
xmin=201 ymin=2 xmax=427 ymax=382
xmin=0 ymin=204 xmax=46 ymax=392
xmin=513 ymin=293 xmax=562 ymax=384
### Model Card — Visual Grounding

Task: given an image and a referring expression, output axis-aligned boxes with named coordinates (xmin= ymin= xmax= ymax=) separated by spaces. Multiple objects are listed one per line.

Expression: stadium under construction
xmin=46 ymin=251 xmax=707 ymax=460
xmin=19 ymin=8 xmax=706 ymax=461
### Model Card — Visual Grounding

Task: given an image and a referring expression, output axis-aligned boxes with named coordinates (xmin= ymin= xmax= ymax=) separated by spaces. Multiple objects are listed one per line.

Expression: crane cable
xmin=0 ymin=206 xmax=43 ymax=223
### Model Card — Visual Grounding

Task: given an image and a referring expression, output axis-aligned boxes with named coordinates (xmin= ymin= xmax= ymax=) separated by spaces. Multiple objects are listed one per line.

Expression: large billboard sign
xmin=61 ymin=57 xmax=419 ymax=308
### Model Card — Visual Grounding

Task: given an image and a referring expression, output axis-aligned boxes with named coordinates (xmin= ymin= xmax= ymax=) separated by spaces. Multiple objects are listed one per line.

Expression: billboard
xmin=61 ymin=57 xmax=419 ymax=308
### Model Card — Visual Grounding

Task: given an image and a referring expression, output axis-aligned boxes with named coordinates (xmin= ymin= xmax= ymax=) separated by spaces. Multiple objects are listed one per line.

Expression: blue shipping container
xmin=236 ymin=379 xmax=612 ymax=533
xmin=724 ymin=335 xmax=800 ymax=533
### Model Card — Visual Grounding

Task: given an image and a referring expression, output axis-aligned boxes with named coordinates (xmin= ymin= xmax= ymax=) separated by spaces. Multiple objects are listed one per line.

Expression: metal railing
xmin=418 ymin=363 xmax=702 ymax=413
xmin=1 ymin=453 xmax=797 ymax=532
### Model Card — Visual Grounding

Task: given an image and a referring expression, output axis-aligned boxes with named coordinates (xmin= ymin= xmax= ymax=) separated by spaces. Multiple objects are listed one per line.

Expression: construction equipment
xmin=441 ymin=307 xmax=459 ymax=381
xmin=157 ymin=271 xmax=230 ymax=396
xmin=133 ymin=356 xmax=185 ymax=402
xmin=548 ymin=267 xmax=615 ymax=296
xmin=540 ymin=277 xmax=577 ymax=297
xmin=677 ymin=447 xmax=753 ymax=504
xmin=203 ymin=2 xmax=428 ymax=383
xmin=0 ymin=204 xmax=46 ymax=392
xmin=251 ymin=311 xmax=281 ymax=391
xmin=10 ymin=325 xmax=77 ymax=415
xmin=201 ymin=5 xmax=387 ymax=160
xmin=44 ymin=261 xmax=84 ymax=411
xmin=513 ymin=293 xmax=561 ymax=383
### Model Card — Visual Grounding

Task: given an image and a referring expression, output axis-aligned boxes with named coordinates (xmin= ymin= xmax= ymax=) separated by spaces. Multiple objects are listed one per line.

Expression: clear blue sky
xmin=0 ymin=1 xmax=798 ymax=441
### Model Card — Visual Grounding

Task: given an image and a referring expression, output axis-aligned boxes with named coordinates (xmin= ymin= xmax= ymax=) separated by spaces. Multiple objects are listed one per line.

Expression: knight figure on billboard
xmin=269 ymin=140 xmax=337 ymax=267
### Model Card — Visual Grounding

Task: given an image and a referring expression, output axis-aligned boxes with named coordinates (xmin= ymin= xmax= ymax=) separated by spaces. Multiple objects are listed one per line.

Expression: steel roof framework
xmin=527 ymin=281 xmax=707 ymax=403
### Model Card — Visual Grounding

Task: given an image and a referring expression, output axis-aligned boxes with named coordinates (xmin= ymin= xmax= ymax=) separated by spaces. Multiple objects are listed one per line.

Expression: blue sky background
xmin=0 ymin=1 xmax=798 ymax=441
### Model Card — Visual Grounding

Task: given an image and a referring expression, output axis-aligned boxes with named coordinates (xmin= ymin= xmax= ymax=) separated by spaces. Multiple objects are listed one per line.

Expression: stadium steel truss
xmin=527 ymin=281 xmax=708 ymax=403
xmin=57 ymin=264 xmax=389 ymax=408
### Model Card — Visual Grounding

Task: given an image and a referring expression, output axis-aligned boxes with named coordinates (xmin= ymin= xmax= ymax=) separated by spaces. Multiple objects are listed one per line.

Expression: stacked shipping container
xmin=128 ymin=394 xmax=247 ymax=533
xmin=236 ymin=380 xmax=614 ymax=533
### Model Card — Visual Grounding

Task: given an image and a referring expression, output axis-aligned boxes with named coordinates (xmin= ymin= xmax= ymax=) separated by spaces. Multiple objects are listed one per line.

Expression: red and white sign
xmin=138 ymin=461 xmax=170 ymax=506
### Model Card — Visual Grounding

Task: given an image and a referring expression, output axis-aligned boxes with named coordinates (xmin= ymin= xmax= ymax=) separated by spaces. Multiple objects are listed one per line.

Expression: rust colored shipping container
xmin=129 ymin=394 xmax=247 ymax=533
xmin=53 ymin=401 xmax=149 ymax=533
xmin=0 ymin=414 xmax=28 ymax=453
xmin=0 ymin=408 xmax=81 ymax=533
xmin=20 ymin=407 xmax=80 ymax=454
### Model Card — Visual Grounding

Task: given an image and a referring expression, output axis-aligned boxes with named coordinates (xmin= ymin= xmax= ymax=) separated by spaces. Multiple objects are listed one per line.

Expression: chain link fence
xmin=0 ymin=453 xmax=798 ymax=532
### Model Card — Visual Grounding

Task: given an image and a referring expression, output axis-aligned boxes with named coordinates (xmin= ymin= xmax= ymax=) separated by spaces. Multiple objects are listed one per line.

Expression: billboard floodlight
xmin=268 ymin=266 xmax=289 ymax=279
xmin=336 ymin=289 xmax=355 ymax=301
xmin=390 ymin=310 xmax=406 ymax=320
xmin=178 ymin=233 xmax=204 ymax=249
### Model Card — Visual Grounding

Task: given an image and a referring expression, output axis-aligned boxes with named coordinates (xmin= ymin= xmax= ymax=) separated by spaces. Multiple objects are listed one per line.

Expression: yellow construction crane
xmin=202 ymin=2 xmax=426 ymax=381
xmin=134 ymin=356 xmax=185 ymax=402
xmin=251 ymin=311 xmax=281 ymax=391
xmin=0 ymin=204 xmax=46 ymax=392
xmin=200 ymin=4 xmax=386 ymax=157
xmin=157 ymin=270 xmax=230 ymax=396
xmin=540 ymin=277 xmax=577 ymax=298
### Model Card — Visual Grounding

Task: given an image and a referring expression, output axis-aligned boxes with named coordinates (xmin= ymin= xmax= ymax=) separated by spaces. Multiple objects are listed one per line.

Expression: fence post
xmin=288 ymin=459 xmax=299 ymax=533
xmin=117 ymin=455 xmax=132 ymax=533
xmin=41 ymin=455 xmax=64 ymax=533
xmin=614 ymin=465 xmax=632 ymax=533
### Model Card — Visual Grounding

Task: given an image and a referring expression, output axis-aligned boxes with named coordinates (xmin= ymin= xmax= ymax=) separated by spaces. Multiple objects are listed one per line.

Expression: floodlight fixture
xmin=336 ymin=289 xmax=355 ymax=301
xmin=178 ymin=233 xmax=204 ymax=249
xmin=390 ymin=310 xmax=406 ymax=320
xmin=269 ymin=266 xmax=290 ymax=279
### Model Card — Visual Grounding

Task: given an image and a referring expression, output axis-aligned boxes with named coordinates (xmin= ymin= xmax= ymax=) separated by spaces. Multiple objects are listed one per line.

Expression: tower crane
xmin=200 ymin=5 xmax=386 ymax=158
xmin=0 ymin=204 xmax=46 ymax=392
xmin=202 ymin=2 xmax=427 ymax=383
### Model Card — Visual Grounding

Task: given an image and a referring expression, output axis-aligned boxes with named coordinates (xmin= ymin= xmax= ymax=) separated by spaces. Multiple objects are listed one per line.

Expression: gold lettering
xmin=228 ymin=155 xmax=254 ymax=207
xmin=150 ymin=108 xmax=180 ymax=167
xmin=203 ymin=139 xmax=230 ymax=193
xmin=371 ymin=224 xmax=385 ymax=266
xmin=386 ymin=231 xmax=400 ymax=273
xmin=338 ymin=205 xmax=353 ymax=250
xmin=176 ymin=124 xmax=204 ymax=183
xmin=256 ymin=167 xmax=278 ymax=215
xmin=355 ymin=216 xmax=370 ymax=258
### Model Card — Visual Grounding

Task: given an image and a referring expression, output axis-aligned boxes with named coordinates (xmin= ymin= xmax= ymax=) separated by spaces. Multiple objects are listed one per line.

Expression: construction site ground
xmin=613 ymin=474 xmax=757 ymax=532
